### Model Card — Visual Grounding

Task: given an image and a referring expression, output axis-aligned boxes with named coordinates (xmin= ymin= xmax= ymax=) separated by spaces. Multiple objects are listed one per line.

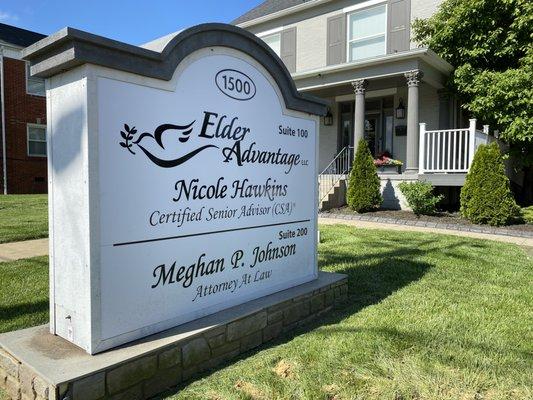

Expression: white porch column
xmin=351 ymin=79 xmax=367 ymax=155
xmin=404 ymin=70 xmax=423 ymax=173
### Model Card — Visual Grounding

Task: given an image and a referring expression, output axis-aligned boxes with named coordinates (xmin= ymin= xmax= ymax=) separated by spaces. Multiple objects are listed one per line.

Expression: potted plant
xmin=374 ymin=151 xmax=403 ymax=174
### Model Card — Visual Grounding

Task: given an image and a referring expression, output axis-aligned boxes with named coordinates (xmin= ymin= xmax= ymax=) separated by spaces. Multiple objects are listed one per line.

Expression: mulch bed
xmin=321 ymin=207 xmax=533 ymax=237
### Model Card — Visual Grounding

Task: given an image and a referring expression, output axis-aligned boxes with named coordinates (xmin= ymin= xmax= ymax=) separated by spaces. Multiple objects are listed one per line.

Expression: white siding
xmin=410 ymin=0 xmax=443 ymax=48
xmin=419 ymin=83 xmax=440 ymax=130
xmin=296 ymin=11 xmax=339 ymax=72
xmin=318 ymin=98 xmax=338 ymax=171
xmin=410 ymin=0 xmax=443 ymax=21
xmin=246 ymin=0 xmax=446 ymax=71
xmin=393 ymin=87 xmax=407 ymax=169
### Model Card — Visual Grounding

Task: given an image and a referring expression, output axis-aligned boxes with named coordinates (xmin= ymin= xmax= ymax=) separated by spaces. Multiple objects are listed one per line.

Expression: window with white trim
xmin=26 ymin=63 xmax=45 ymax=96
xmin=27 ymin=124 xmax=47 ymax=157
xmin=262 ymin=33 xmax=281 ymax=56
xmin=348 ymin=4 xmax=387 ymax=62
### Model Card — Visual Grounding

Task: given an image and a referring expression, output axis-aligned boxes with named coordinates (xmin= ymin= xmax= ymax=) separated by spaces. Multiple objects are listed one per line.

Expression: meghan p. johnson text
xmin=150 ymin=241 xmax=297 ymax=290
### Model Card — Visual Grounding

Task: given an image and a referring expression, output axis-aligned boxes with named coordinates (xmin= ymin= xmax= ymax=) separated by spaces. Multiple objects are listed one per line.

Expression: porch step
xmin=319 ymin=179 xmax=347 ymax=211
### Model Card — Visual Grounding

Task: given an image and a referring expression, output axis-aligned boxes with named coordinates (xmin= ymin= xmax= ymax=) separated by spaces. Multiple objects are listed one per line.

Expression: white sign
xmin=93 ymin=50 xmax=318 ymax=349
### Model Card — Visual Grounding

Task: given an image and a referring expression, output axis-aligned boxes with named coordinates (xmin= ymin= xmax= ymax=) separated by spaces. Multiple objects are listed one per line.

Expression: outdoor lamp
xmin=395 ymin=98 xmax=406 ymax=119
xmin=324 ymin=109 xmax=333 ymax=126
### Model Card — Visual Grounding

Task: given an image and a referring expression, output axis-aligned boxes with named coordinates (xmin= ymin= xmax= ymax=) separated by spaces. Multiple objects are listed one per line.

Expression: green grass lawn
xmin=0 ymin=195 xmax=48 ymax=243
xmin=1 ymin=226 xmax=531 ymax=399
xmin=0 ymin=256 xmax=48 ymax=334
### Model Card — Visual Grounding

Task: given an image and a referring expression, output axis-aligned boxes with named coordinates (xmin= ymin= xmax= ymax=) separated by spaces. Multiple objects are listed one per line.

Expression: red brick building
xmin=0 ymin=23 xmax=47 ymax=194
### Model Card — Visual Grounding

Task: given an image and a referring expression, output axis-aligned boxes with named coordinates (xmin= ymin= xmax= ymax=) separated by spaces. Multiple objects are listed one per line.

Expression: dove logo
xmin=119 ymin=122 xmax=219 ymax=168
xmin=119 ymin=111 xmax=254 ymax=169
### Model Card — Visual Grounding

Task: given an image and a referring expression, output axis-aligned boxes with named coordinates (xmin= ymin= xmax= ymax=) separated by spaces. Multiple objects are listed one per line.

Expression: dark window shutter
xmin=388 ymin=0 xmax=410 ymax=53
xmin=280 ymin=27 xmax=297 ymax=73
xmin=327 ymin=14 xmax=346 ymax=66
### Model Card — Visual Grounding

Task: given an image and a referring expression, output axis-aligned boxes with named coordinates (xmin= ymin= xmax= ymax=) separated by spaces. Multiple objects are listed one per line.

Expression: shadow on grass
xmin=322 ymin=231 xmax=494 ymax=268
xmin=0 ymin=300 xmax=48 ymax=323
xmin=155 ymin=244 xmax=433 ymax=398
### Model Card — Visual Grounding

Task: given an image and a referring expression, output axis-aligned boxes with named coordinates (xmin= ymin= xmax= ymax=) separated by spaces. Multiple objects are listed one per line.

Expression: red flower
xmin=374 ymin=151 xmax=403 ymax=167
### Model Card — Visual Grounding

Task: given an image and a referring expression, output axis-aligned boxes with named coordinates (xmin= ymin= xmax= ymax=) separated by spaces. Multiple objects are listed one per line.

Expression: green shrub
xmin=399 ymin=181 xmax=443 ymax=216
xmin=460 ymin=142 xmax=520 ymax=226
xmin=522 ymin=206 xmax=533 ymax=224
xmin=347 ymin=139 xmax=382 ymax=212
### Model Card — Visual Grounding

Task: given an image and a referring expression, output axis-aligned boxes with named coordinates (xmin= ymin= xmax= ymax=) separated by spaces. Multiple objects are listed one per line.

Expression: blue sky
xmin=0 ymin=1 xmax=263 ymax=45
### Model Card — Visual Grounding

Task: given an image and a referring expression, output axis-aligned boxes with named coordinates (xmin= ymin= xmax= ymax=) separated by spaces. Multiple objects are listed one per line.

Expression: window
xmin=26 ymin=63 xmax=45 ymax=96
xmin=262 ymin=33 xmax=281 ymax=56
xmin=27 ymin=125 xmax=47 ymax=157
xmin=348 ymin=4 xmax=387 ymax=62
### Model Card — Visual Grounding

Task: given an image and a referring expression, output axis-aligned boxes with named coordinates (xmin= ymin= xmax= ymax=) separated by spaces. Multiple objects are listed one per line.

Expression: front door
xmin=339 ymin=102 xmax=354 ymax=152
xmin=364 ymin=113 xmax=380 ymax=157
xmin=338 ymin=100 xmax=393 ymax=157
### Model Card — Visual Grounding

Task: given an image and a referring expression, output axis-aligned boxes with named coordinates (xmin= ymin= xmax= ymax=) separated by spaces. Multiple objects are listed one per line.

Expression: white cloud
xmin=0 ymin=11 xmax=19 ymax=22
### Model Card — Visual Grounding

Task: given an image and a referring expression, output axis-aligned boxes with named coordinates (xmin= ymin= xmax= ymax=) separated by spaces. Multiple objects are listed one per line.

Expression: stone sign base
xmin=0 ymin=272 xmax=347 ymax=400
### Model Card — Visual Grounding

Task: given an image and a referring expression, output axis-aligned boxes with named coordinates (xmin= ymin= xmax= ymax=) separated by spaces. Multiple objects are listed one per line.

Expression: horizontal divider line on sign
xmin=113 ymin=219 xmax=312 ymax=247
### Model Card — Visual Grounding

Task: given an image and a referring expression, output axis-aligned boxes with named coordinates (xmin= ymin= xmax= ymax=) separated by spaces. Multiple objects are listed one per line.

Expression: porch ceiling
xmin=305 ymin=76 xmax=402 ymax=98
xmin=293 ymin=48 xmax=452 ymax=92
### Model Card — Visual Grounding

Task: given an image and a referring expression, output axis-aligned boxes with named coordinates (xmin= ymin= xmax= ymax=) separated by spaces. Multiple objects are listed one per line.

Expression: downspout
xmin=0 ymin=47 xmax=7 ymax=194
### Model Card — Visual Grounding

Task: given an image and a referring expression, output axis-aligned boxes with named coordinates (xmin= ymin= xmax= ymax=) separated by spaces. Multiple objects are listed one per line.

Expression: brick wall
xmin=0 ymin=57 xmax=47 ymax=194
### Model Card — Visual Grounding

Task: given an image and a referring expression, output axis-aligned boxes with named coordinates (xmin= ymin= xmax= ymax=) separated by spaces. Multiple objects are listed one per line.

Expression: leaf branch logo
xmin=119 ymin=124 xmax=138 ymax=154
xmin=119 ymin=121 xmax=218 ymax=168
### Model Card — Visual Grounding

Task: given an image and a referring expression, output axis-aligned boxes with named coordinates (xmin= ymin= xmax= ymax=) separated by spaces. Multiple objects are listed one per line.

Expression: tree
xmin=412 ymin=0 xmax=533 ymax=201
xmin=347 ymin=139 xmax=382 ymax=212
xmin=460 ymin=143 xmax=520 ymax=225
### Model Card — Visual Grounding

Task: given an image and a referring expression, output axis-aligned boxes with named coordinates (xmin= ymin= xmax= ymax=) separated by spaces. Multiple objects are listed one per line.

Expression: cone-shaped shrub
xmin=460 ymin=142 xmax=520 ymax=226
xmin=347 ymin=139 xmax=382 ymax=212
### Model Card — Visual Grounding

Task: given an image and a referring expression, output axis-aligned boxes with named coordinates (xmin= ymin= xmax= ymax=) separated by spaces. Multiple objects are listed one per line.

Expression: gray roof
xmin=232 ymin=0 xmax=314 ymax=25
xmin=22 ymin=24 xmax=329 ymax=116
xmin=0 ymin=23 xmax=45 ymax=48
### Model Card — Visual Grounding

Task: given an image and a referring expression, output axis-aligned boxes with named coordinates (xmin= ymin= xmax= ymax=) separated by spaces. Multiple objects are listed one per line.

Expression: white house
xmin=233 ymin=0 xmax=493 ymax=209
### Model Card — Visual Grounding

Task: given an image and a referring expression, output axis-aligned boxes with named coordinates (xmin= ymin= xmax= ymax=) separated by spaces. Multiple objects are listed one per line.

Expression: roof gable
xmin=232 ymin=0 xmax=314 ymax=25
xmin=0 ymin=23 xmax=46 ymax=48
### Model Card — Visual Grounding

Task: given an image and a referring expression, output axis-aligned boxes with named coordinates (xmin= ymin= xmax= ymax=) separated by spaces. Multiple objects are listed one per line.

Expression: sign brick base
xmin=0 ymin=272 xmax=347 ymax=400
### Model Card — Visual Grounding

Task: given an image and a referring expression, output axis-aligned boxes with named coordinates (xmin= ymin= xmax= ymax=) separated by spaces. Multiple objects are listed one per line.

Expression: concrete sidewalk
xmin=319 ymin=217 xmax=533 ymax=247
xmin=0 ymin=238 xmax=48 ymax=262
xmin=1 ymin=217 xmax=531 ymax=263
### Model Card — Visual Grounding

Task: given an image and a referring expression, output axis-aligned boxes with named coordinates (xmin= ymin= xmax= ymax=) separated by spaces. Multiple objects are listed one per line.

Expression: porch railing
xmin=419 ymin=119 xmax=490 ymax=174
xmin=318 ymin=146 xmax=353 ymax=202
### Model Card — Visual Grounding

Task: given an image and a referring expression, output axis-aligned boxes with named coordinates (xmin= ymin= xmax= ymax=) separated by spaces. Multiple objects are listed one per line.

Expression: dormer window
xmin=347 ymin=4 xmax=387 ymax=62
xmin=262 ymin=33 xmax=281 ymax=56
